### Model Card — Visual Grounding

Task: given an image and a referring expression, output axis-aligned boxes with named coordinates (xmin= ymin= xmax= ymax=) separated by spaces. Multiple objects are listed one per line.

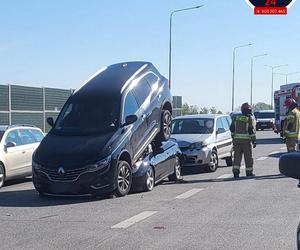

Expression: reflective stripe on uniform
xmin=234 ymin=133 xmax=251 ymax=140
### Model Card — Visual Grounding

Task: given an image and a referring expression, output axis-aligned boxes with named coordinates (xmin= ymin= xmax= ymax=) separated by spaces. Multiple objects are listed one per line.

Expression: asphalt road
xmin=0 ymin=130 xmax=299 ymax=250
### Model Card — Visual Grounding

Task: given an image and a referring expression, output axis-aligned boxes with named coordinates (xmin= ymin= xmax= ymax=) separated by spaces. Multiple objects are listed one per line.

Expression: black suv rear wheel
xmin=115 ymin=161 xmax=132 ymax=197
xmin=156 ymin=110 xmax=172 ymax=142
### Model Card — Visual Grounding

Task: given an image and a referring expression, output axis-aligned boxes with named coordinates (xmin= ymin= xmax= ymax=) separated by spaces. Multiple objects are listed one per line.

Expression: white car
xmin=171 ymin=114 xmax=233 ymax=172
xmin=0 ymin=125 xmax=44 ymax=188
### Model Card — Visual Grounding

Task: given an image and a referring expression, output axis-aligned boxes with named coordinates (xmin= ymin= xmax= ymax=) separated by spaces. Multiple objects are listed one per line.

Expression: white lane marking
xmin=257 ymin=156 xmax=268 ymax=161
xmin=269 ymin=151 xmax=280 ymax=155
xmin=217 ymin=174 xmax=233 ymax=179
xmin=175 ymin=188 xmax=203 ymax=199
xmin=280 ymin=147 xmax=286 ymax=150
xmin=111 ymin=211 xmax=157 ymax=229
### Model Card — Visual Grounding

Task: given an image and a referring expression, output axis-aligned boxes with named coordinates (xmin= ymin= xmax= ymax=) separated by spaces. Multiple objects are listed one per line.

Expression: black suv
xmin=32 ymin=61 xmax=172 ymax=197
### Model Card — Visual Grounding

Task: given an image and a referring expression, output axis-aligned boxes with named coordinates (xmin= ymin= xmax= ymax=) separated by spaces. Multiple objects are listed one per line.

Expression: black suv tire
xmin=156 ymin=110 xmax=172 ymax=142
xmin=114 ymin=161 xmax=132 ymax=197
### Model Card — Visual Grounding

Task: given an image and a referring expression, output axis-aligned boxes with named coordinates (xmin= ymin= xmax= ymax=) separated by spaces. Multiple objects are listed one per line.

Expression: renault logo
xmin=58 ymin=167 xmax=65 ymax=176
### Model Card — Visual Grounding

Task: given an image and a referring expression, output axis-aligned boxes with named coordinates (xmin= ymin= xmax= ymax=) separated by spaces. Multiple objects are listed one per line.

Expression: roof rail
xmin=8 ymin=124 xmax=37 ymax=129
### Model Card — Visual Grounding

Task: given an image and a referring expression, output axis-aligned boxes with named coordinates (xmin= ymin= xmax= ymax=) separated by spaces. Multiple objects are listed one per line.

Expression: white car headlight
xmin=189 ymin=142 xmax=206 ymax=150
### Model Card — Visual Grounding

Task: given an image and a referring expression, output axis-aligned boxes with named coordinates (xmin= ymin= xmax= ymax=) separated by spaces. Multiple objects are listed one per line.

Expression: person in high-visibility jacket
xmin=283 ymin=98 xmax=300 ymax=152
xmin=230 ymin=103 xmax=256 ymax=178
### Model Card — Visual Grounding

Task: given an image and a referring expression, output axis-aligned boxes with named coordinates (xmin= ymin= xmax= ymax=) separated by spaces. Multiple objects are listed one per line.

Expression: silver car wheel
xmin=146 ymin=167 xmax=154 ymax=191
xmin=175 ymin=157 xmax=181 ymax=179
xmin=209 ymin=151 xmax=218 ymax=172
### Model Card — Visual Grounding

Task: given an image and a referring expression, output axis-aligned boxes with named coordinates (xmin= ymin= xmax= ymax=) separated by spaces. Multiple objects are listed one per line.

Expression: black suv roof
xmin=72 ymin=61 xmax=153 ymax=101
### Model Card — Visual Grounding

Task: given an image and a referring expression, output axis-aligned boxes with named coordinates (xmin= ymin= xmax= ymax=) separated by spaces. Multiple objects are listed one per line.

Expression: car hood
xmin=34 ymin=132 xmax=115 ymax=168
xmin=171 ymin=134 xmax=211 ymax=147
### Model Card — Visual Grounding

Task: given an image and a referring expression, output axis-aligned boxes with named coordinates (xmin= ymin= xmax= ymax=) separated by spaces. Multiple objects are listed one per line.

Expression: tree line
xmin=181 ymin=103 xmax=223 ymax=115
xmin=181 ymin=102 xmax=272 ymax=116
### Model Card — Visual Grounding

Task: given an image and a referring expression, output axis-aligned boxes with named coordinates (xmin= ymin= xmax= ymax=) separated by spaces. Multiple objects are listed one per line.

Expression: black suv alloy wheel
xmin=115 ymin=161 xmax=132 ymax=197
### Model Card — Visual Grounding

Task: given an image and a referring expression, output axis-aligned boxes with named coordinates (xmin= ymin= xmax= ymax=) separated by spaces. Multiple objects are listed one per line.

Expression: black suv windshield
xmin=53 ymin=98 xmax=120 ymax=135
xmin=257 ymin=112 xmax=275 ymax=119
xmin=172 ymin=118 xmax=214 ymax=134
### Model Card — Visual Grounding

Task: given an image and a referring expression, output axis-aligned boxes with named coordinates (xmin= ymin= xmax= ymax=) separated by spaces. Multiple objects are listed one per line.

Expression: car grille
xmin=40 ymin=167 xmax=90 ymax=182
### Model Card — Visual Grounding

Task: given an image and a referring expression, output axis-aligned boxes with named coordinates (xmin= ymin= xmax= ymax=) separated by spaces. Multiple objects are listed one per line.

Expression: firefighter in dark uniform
xmin=230 ymin=103 xmax=256 ymax=178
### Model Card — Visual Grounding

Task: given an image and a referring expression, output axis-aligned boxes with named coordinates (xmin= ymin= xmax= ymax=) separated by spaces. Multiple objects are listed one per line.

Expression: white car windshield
xmin=172 ymin=118 xmax=214 ymax=134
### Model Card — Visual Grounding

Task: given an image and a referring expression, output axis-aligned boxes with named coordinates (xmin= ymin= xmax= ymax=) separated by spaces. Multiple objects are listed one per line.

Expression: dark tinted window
xmin=134 ymin=77 xmax=151 ymax=104
xmin=257 ymin=112 xmax=275 ymax=119
xmin=5 ymin=130 xmax=22 ymax=146
xmin=172 ymin=118 xmax=214 ymax=134
xmin=124 ymin=91 xmax=139 ymax=119
xmin=19 ymin=129 xmax=36 ymax=145
xmin=221 ymin=117 xmax=230 ymax=131
xmin=53 ymin=97 xmax=120 ymax=135
xmin=30 ymin=129 xmax=44 ymax=142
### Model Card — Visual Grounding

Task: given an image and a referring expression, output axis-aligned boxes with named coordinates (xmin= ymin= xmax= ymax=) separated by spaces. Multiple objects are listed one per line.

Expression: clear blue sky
xmin=0 ymin=0 xmax=299 ymax=112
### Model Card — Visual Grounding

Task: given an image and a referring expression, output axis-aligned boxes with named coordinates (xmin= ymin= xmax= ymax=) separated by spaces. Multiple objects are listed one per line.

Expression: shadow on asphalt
xmin=181 ymin=164 xmax=229 ymax=176
xmin=0 ymin=188 xmax=102 ymax=207
xmin=4 ymin=177 xmax=33 ymax=187
xmin=269 ymin=152 xmax=286 ymax=158
xmin=162 ymin=173 xmax=287 ymax=185
xmin=256 ymin=137 xmax=283 ymax=145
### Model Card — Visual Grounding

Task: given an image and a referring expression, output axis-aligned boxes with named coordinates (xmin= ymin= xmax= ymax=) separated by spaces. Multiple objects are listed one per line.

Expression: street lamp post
xmin=168 ymin=5 xmax=204 ymax=89
xmin=250 ymin=53 xmax=268 ymax=106
xmin=274 ymin=72 xmax=300 ymax=85
xmin=265 ymin=64 xmax=288 ymax=109
xmin=231 ymin=43 xmax=253 ymax=111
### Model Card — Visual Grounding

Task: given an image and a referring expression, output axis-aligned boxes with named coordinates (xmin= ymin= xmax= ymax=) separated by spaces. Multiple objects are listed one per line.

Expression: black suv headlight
xmin=32 ymin=160 xmax=42 ymax=171
xmin=87 ymin=156 xmax=111 ymax=172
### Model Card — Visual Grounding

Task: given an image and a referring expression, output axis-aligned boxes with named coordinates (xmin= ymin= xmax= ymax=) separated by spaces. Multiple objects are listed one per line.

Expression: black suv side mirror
xmin=47 ymin=117 xmax=54 ymax=127
xmin=123 ymin=115 xmax=138 ymax=127
xmin=279 ymin=153 xmax=300 ymax=180
xmin=217 ymin=128 xmax=226 ymax=135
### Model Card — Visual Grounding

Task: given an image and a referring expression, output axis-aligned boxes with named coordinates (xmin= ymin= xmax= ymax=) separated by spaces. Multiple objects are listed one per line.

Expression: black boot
xmin=246 ymin=171 xmax=255 ymax=177
xmin=233 ymin=170 xmax=240 ymax=179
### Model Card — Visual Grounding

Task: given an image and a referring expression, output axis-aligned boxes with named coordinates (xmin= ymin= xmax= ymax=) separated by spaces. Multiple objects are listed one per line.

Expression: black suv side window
xmin=123 ymin=91 xmax=140 ymax=119
xmin=133 ymin=76 xmax=151 ymax=104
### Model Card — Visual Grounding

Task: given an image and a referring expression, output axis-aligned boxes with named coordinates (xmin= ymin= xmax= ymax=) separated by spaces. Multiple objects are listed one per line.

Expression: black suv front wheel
xmin=115 ymin=161 xmax=132 ymax=197
xmin=157 ymin=110 xmax=172 ymax=142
